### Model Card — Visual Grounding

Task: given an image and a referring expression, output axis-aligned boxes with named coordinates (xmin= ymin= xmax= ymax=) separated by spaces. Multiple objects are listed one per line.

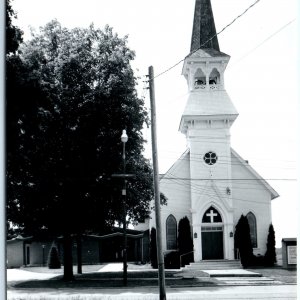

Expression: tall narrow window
xmin=166 ymin=215 xmax=177 ymax=250
xmin=246 ymin=212 xmax=257 ymax=248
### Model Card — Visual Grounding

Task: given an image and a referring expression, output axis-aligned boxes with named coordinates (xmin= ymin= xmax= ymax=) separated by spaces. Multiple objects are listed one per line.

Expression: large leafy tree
xmin=6 ymin=20 xmax=153 ymax=280
xmin=6 ymin=0 xmax=27 ymax=239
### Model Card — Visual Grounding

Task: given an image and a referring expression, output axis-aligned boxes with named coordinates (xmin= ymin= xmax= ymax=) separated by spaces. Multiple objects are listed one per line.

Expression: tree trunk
xmin=63 ymin=232 xmax=74 ymax=281
xmin=76 ymin=233 xmax=82 ymax=274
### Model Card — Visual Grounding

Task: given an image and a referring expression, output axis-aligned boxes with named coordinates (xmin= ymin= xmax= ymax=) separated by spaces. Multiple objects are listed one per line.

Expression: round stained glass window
xmin=203 ymin=151 xmax=218 ymax=165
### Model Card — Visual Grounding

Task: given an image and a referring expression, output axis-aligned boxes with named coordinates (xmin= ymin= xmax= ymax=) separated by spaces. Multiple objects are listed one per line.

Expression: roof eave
xmin=231 ymin=148 xmax=280 ymax=200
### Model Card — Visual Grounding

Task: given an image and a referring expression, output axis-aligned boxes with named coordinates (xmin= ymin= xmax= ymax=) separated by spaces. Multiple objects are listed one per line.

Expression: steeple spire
xmin=190 ymin=0 xmax=220 ymax=53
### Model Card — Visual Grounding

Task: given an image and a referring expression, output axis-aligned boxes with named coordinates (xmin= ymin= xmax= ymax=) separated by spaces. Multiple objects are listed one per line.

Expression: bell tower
xmin=180 ymin=0 xmax=238 ymax=261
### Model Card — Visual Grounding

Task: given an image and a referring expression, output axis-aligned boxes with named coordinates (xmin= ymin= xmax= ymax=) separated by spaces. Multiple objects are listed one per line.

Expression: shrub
xmin=164 ymin=251 xmax=180 ymax=269
xmin=48 ymin=244 xmax=61 ymax=269
xmin=178 ymin=216 xmax=194 ymax=267
xmin=150 ymin=227 xmax=158 ymax=269
xmin=264 ymin=224 xmax=277 ymax=266
xmin=251 ymin=254 xmax=265 ymax=267
xmin=234 ymin=215 xmax=253 ymax=268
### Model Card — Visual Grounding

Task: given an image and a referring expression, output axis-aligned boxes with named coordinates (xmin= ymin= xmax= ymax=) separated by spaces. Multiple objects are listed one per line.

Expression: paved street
xmin=7 ymin=285 xmax=297 ymax=300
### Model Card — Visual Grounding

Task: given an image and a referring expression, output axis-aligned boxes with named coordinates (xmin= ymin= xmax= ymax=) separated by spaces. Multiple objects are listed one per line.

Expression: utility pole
xmin=121 ymin=129 xmax=128 ymax=286
xmin=148 ymin=66 xmax=166 ymax=300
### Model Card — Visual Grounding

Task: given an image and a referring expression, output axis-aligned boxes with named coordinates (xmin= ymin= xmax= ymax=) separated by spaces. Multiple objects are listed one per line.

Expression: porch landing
xmin=182 ymin=260 xmax=263 ymax=279
xmin=185 ymin=259 xmax=242 ymax=270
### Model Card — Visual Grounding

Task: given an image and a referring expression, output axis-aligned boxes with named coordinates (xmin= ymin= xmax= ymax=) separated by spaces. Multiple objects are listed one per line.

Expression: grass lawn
xmin=10 ymin=263 xmax=215 ymax=289
xmin=9 ymin=263 xmax=296 ymax=289
xmin=12 ymin=270 xmax=216 ymax=289
xmin=248 ymin=268 xmax=297 ymax=284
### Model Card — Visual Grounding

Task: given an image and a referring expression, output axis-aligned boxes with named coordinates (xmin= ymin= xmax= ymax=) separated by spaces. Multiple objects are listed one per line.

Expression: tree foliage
xmin=178 ymin=216 xmax=194 ymax=266
xmin=6 ymin=0 xmax=23 ymax=54
xmin=234 ymin=215 xmax=253 ymax=268
xmin=264 ymin=224 xmax=276 ymax=266
xmin=7 ymin=20 xmax=153 ymax=236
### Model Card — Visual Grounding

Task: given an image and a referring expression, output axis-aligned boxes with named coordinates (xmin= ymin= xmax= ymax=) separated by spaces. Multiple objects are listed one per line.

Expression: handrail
xmin=179 ymin=250 xmax=194 ymax=267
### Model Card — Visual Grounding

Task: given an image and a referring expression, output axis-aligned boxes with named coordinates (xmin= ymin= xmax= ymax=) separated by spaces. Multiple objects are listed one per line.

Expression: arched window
xmin=246 ymin=212 xmax=257 ymax=248
xmin=194 ymin=68 xmax=206 ymax=89
xmin=166 ymin=215 xmax=177 ymax=250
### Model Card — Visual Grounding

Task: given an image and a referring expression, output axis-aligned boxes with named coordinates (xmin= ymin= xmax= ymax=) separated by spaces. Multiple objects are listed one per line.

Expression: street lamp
xmin=42 ymin=245 xmax=45 ymax=266
xmin=121 ymin=129 xmax=128 ymax=285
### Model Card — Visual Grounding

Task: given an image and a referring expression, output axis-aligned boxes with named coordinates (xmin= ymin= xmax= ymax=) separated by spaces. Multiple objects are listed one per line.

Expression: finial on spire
xmin=190 ymin=0 xmax=220 ymax=53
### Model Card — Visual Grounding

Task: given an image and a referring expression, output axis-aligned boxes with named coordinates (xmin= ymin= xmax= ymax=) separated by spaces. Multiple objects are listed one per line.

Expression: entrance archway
xmin=201 ymin=206 xmax=224 ymax=259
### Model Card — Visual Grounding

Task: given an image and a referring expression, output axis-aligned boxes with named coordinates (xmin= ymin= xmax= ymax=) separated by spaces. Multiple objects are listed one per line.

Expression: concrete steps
xmin=185 ymin=260 xmax=242 ymax=270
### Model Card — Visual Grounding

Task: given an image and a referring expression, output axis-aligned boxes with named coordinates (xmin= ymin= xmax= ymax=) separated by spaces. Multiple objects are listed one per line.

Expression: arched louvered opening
xmin=209 ymin=68 xmax=220 ymax=89
xmin=194 ymin=68 xmax=206 ymax=89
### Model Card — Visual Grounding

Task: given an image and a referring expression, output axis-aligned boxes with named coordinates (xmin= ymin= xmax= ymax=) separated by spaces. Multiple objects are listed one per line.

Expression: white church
xmin=140 ymin=0 xmax=279 ymax=262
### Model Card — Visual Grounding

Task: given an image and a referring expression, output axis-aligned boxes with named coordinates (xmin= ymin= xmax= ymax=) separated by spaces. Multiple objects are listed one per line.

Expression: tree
xmin=6 ymin=0 xmax=23 ymax=54
xmin=234 ymin=215 xmax=253 ymax=268
xmin=5 ymin=0 xmax=34 ymax=238
xmin=264 ymin=224 xmax=277 ymax=266
xmin=150 ymin=227 xmax=158 ymax=268
xmin=6 ymin=20 xmax=154 ymax=280
xmin=48 ymin=243 xmax=61 ymax=269
xmin=178 ymin=216 xmax=193 ymax=266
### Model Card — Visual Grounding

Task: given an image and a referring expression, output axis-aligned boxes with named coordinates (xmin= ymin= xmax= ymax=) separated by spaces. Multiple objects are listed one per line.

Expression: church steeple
xmin=180 ymin=0 xmax=238 ymax=136
xmin=190 ymin=0 xmax=220 ymax=52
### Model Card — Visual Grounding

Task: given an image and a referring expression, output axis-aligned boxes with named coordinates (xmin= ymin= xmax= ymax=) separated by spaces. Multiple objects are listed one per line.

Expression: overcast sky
xmin=11 ymin=0 xmax=298 ymax=246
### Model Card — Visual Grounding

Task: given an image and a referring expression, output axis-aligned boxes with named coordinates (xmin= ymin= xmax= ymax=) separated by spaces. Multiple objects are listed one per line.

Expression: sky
xmin=11 ymin=0 xmax=298 ymax=247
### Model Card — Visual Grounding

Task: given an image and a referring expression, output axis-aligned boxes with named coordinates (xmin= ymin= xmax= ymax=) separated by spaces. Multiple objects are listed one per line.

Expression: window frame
xmin=246 ymin=212 xmax=257 ymax=248
xmin=166 ymin=214 xmax=177 ymax=250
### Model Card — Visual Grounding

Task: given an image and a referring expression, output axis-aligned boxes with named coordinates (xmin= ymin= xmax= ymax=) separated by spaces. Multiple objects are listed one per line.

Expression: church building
xmin=146 ymin=0 xmax=279 ymax=261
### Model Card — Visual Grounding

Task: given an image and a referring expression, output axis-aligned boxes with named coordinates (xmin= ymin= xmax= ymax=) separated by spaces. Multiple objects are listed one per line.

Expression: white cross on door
xmin=206 ymin=209 xmax=218 ymax=223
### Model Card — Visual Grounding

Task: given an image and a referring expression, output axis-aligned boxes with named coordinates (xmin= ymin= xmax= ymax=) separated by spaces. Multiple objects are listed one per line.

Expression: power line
xmin=161 ymin=177 xmax=296 ymax=181
xmin=141 ymin=18 xmax=296 ymax=107
xmin=161 ymin=171 xmax=293 ymax=199
xmin=163 ymin=171 xmax=279 ymax=205
xmin=229 ymin=18 xmax=296 ymax=68
xmin=148 ymin=0 xmax=261 ymax=81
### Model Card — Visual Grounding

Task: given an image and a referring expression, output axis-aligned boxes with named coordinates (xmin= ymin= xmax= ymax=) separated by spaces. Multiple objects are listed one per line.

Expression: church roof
xmin=159 ymin=149 xmax=190 ymax=181
xmin=231 ymin=148 xmax=279 ymax=200
xmin=179 ymin=90 xmax=238 ymax=129
xmin=190 ymin=0 xmax=220 ymax=53
xmin=188 ymin=48 xmax=230 ymax=59
xmin=7 ymin=235 xmax=33 ymax=243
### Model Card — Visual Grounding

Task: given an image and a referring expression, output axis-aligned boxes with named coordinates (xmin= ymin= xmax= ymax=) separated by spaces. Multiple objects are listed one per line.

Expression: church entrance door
xmin=201 ymin=206 xmax=224 ymax=260
xmin=201 ymin=226 xmax=224 ymax=259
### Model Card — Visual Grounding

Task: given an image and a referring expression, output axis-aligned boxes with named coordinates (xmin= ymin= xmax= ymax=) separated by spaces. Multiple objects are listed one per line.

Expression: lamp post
xmin=121 ymin=129 xmax=128 ymax=286
xmin=42 ymin=245 xmax=45 ymax=266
